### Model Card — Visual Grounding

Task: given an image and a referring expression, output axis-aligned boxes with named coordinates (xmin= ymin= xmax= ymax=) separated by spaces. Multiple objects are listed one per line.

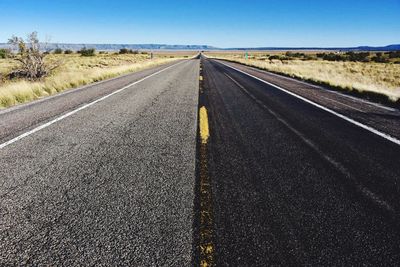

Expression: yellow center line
xmin=199 ymin=106 xmax=210 ymax=144
xmin=198 ymin=68 xmax=214 ymax=266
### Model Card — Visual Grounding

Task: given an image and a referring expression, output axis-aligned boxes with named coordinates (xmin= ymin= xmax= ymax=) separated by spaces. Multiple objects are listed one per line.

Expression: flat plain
xmin=206 ymin=51 xmax=400 ymax=102
xmin=0 ymin=51 xmax=195 ymax=108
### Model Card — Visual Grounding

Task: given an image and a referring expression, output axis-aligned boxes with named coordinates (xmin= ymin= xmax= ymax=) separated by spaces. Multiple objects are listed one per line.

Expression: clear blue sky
xmin=1 ymin=0 xmax=399 ymax=48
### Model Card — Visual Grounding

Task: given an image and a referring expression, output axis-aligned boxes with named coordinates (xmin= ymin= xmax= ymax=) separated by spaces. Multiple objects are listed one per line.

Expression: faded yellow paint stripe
xmin=199 ymin=106 xmax=209 ymax=144
xmin=198 ymin=103 xmax=214 ymax=266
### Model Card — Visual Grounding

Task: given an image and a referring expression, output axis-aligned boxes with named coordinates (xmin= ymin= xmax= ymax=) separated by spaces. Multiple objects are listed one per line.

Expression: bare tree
xmin=7 ymin=32 xmax=58 ymax=80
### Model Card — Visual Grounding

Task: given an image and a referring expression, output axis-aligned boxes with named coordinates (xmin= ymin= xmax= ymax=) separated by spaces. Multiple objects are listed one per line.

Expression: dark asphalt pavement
xmin=201 ymin=57 xmax=400 ymax=266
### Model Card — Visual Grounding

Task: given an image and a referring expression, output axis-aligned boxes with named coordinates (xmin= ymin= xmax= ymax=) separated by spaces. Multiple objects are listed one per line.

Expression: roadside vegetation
xmin=78 ymin=47 xmax=96 ymax=57
xmin=206 ymin=51 xmax=400 ymax=101
xmin=0 ymin=32 xmax=193 ymax=108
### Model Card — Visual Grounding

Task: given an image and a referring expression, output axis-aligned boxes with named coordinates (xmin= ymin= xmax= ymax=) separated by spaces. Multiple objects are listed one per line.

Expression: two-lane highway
xmin=1 ymin=54 xmax=400 ymax=266
xmin=200 ymin=57 xmax=400 ymax=265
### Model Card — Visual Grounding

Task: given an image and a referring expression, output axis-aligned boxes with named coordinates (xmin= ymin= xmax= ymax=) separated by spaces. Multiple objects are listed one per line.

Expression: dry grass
xmin=0 ymin=52 xmax=193 ymax=108
xmin=206 ymin=52 xmax=400 ymax=101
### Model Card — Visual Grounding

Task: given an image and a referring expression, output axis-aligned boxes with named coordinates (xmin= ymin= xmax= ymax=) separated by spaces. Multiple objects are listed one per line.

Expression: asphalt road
xmin=0 ymin=59 xmax=199 ymax=265
xmin=1 ymin=54 xmax=400 ymax=266
xmin=201 ymin=57 xmax=400 ymax=265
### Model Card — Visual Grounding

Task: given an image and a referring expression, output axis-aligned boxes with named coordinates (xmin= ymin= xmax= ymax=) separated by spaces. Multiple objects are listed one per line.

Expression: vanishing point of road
xmin=1 ymin=55 xmax=400 ymax=266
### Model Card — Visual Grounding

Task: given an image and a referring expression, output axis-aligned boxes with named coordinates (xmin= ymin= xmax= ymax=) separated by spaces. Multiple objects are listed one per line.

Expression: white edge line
xmin=223 ymin=72 xmax=394 ymax=213
xmin=0 ymin=60 xmax=187 ymax=150
xmin=216 ymin=60 xmax=400 ymax=146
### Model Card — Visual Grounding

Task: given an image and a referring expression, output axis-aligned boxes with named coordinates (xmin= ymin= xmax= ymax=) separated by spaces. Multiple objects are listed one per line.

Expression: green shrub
xmin=346 ymin=51 xmax=370 ymax=62
xmin=388 ymin=51 xmax=400 ymax=59
xmin=370 ymin=52 xmax=389 ymax=63
xmin=78 ymin=48 xmax=96 ymax=56
xmin=119 ymin=48 xmax=131 ymax=54
xmin=285 ymin=51 xmax=305 ymax=58
xmin=268 ymin=55 xmax=280 ymax=60
xmin=119 ymin=48 xmax=139 ymax=54
xmin=322 ymin=53 xmax=344 ymax=61
xmin=54 ymin=48 xmax=63 ymax=54
xmin=371 ymin=56 xmax=389 ymax=63
xmin=64 ymin=49 xmax=73 ymax=54
xmin=0 ymin=48 xmax=11 ymax=58
xmin=317 ymin=52 xmax=372 ymax=62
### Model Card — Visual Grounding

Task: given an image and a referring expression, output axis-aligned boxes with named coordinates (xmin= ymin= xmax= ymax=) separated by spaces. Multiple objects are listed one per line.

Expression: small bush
xmin=285 ymin=51 xmax=305 ymax=58
xmin=7 ymin=32 xmax=58 ymax=80
xmin=0 ymin=48 xmax=11 ymax=58
xmin=371 ymin=56 xmax=389 ymax=63
xmin=317 ymin=52 xmax=372 ymax=62
xmin=119 ymin=48 xmax=130 ymax=54
xmin=64 ymin=49 xmax=73 ymax=54
xmin=78 ymin=48 xmax=96 ymax=57
xmin=119 ymin=48 xmax=139 ymax=54
xmin=54 ymin=48 xmax=63 ymax=54
xmin=322 ymin=53 xmax=344 ymax=61
xmin=346 ymin=51 xmax=370 ymax=62
xmin=388 ymin=51 xmax=400 ymax=59
xmin=268 ymin=55 xmax=280 ymax=60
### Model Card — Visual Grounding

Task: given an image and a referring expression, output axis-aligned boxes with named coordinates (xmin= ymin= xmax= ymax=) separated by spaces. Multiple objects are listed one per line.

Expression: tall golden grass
xmin=206 ymin=53 xmax=400 ymax=101
xmin=0 ymin=53 xmax=190 ymax=108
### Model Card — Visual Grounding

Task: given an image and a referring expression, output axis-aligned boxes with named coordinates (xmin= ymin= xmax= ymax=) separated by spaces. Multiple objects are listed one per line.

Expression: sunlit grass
xmin=206 ymin=53 xmax=400 ymax=101
xmin=0 ymin=53 xmax=190 ymax=108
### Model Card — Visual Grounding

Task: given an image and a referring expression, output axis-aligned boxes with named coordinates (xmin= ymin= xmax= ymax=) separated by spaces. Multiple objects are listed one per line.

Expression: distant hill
xmin=226 ymin=44 xmax=400 ymax=51
xmin=0 ymin=43 xmax=399 ymax=51
xmin=0 ymin=43 xmax=218 ymax=51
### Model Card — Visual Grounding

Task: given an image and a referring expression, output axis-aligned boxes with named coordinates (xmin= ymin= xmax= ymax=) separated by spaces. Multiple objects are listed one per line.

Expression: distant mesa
xmin=226 ymin=44 xmax=400 ymax=51
xmin=0 ymin=43 xmax=218 ymax=51
xmin=0 ymin=43 xmax=399 ymax=51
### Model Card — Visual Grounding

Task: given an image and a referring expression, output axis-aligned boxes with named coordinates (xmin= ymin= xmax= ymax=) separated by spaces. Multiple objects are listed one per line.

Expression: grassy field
xmin=0 ymin=52 xmax=194 ymax=108
xmin=205 ymin=51 xmax=400 ymax=102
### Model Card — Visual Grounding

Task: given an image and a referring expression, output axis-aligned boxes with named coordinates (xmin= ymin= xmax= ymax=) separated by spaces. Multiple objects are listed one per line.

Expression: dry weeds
xmin=206 ymin=52 xmax=400 ymax=101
